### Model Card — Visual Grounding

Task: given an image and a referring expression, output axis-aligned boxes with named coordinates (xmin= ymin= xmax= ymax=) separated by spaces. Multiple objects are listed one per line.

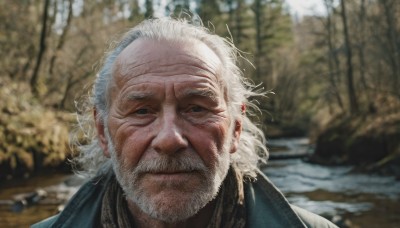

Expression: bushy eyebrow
xmin=180 ymin=88 xmax=219 ymax=102
xmin=124 ymin=92 xmax=155 ymax=101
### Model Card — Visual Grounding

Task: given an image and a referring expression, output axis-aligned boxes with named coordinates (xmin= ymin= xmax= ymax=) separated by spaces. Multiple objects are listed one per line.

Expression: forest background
xmin=1 ymin=0 xmax=400 ymax=179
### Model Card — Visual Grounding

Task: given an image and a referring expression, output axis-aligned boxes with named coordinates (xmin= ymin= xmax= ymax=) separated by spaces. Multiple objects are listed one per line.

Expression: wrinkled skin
xmin=95 ymin=39 xmax=242 ymax=227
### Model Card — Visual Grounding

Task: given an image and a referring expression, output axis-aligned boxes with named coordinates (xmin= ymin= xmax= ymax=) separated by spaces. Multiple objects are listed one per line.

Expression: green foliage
xmin=225 ymin=0 xmax=255 ymax=53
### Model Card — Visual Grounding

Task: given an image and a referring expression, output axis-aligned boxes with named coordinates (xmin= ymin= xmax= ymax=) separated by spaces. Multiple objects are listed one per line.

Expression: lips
xmin=150 ymin=170 xmax=196 ymax=174
xmin=145 ymin=170 xmax=198 ymax=178
xmin=143 ymin=171 xmax=197 ymax=184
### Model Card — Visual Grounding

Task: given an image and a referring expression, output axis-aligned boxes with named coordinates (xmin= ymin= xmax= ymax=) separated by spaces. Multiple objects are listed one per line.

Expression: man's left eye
xmin=190 ymin=106 xmax=204 ymax=112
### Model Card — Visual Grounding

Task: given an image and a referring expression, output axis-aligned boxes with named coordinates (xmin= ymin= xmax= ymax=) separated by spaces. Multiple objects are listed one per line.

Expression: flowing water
xmin=264 ymin=138 xmax=400 ymax=228
xmin=0 ymin=138 xmax=399 ymax=227
xmin=0 ymin=173 xmax=82 ymax=227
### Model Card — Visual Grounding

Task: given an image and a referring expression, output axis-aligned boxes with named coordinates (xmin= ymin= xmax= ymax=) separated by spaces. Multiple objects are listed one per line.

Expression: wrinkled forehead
xmin=111 ymin=38 xmax=227 ymax=94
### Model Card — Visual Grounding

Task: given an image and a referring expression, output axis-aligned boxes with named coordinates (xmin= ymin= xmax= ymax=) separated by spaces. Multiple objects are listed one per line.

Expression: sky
xmin=285 ymin=0 xmax=327 ymax=17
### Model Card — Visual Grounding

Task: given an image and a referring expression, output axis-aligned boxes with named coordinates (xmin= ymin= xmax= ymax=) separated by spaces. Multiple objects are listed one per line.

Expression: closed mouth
xmin=150 ymin=170 xmax=196 ymax=174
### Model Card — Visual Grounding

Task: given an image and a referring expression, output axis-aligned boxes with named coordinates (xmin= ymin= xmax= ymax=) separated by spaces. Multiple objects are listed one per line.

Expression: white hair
xmin=72 ymin=17 xmax=268 ymax=179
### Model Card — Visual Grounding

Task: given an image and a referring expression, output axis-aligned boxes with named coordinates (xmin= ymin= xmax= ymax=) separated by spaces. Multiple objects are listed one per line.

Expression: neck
xmin=126 ymin=197 xmax=216 ymax=228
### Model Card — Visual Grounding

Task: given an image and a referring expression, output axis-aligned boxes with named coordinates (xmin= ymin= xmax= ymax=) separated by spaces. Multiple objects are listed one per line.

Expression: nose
xmin=152 ymin=110 xmax=188 ymax=155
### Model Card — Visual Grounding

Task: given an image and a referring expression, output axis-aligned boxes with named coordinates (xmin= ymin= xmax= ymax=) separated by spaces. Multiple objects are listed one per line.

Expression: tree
xmin=340 ymin=0 xmax=358 ymax=114
xmin=323 ymin=0 xmax=343 ymax=111
xmin=252 ymin=0 xmax=292 ymax=85
xmin=379 ymin=0 xmax=400 ymax=94
xmin=48 ymin=0 xmax=74 ymax=76
xmin=145 ymin=0 xmax=154 ymax=18
xmin=167 ymin=0 xmax=192 ymax=19
xmin=198 ymin=0 xmax=220 ymax=24
xmin=30 ymin=0 xmax=51 ymax=97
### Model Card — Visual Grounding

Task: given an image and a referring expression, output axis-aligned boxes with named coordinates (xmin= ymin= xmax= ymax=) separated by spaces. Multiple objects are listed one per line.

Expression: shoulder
xmin=291 ymin=205 xmax=338 ymax=228
xmin=31 ymin=215 xmax=58 ymax=228
xmin=245 ymin=170 xmax=338 ymax=228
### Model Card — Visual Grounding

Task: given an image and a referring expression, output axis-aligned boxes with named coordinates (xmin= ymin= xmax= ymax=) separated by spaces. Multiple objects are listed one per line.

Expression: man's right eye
xmin=135 ymin=108 xmax=149 ymax=115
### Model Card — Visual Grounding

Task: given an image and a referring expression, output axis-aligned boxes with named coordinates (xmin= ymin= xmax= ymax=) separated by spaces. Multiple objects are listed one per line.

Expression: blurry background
xmin=0 ymin=0 xmax=399 ymax=227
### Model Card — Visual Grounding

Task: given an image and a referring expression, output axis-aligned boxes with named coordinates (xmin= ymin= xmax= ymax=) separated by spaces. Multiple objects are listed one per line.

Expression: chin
xmin=133 ymin=187 xmax=215 ymax=223
xmin=115 ymin=163 xmax=229 ymax=223
xmin=120 ymin=170 xmax=217 ymax=223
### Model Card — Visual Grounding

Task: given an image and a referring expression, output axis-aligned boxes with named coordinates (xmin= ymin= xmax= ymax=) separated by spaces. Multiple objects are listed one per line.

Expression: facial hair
xmin=104 ymin=129 xmax=232 ymax=223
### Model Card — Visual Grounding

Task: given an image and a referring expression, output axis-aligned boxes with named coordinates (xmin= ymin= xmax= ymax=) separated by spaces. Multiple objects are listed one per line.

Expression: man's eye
xmin=135 ymin=108 xmax=149 ymax=115
xmin=189 ymin=106 xmax=205 ymax=113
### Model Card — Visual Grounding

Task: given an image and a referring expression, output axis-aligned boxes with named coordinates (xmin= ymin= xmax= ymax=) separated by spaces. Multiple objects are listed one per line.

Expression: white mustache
xmin=134 ymin=155 xmax=208 ymax=174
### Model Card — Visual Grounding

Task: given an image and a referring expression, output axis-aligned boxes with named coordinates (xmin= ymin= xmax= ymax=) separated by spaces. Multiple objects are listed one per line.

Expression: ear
xmin=230 ymin=118 xmax=242 ymax=154
xmin=94 ymin=109 xmax=111 ymax=158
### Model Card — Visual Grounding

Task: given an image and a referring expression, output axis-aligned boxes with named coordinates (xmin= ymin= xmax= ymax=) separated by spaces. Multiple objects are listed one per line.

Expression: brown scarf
xmin=206 ymin=166 xmax=246 ymax=228
xmin=101 ymin=176 xmax=134 ymax=228
xmin=101 ymin=166 xmax=246 ymax=228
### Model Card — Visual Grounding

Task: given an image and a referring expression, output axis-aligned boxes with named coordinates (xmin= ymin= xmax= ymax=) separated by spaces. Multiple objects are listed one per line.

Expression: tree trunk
xmin=340 ymin=0 xmax=358 ymax=114
xmin=357 ymin=0 xmax=372 ymax=107
xmin=30 ymin=0 xmax=50 ymax=97
xmin=234 ymin=0 xmax=245 ymax=46
xmin=49 ymin=0 xmax=73 ymax=76
xmin=144 ymin=0 xmax=153 ymax=18
xmin=381 ymin=0 xmax=399 ymax=95
xmin=324 ymin=0 xmax=344 ymax=111
xmin=254 ymin=0 xmax=262 ymax=81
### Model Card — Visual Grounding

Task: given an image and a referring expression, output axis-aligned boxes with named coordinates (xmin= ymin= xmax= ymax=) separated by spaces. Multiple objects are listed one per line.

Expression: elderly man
xmin=33 ymin=18 xmax=336 ymax=228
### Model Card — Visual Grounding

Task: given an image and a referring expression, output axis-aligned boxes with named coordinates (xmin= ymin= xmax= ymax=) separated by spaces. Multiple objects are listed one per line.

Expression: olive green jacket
xmin=32 ymin=170 xmax=337 ymax=228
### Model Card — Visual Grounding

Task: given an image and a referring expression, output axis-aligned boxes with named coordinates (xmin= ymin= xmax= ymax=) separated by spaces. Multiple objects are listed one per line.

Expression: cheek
xmin=112 ymin=124 xmax=153 ymax=167
xmin=187 ymin=120 xmax=230 ymax=167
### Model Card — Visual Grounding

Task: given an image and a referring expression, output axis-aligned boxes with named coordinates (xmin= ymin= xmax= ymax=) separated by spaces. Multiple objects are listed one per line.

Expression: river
xmin=264 ymin=138 xmax=400 ymax=227
xmin=1 ymin=138 xmax=399 ymax=227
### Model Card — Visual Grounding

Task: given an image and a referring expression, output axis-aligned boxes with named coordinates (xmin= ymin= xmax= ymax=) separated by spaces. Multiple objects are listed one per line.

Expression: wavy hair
xmin=71 ymin=17 xmax=268 ymax=179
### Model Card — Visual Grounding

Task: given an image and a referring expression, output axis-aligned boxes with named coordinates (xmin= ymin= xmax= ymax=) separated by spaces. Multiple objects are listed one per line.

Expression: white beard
xmin=105 ymin=129 xmax=231 ymax=223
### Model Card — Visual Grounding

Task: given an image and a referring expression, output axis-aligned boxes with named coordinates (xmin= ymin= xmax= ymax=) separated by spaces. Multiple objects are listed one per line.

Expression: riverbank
xmin=309 ymin=111 xmax=400 ymax=178
xmin=264 ymin=155 xmax=400 ymax=228
xmin=0 ymin=172 xmax=73 ymax=227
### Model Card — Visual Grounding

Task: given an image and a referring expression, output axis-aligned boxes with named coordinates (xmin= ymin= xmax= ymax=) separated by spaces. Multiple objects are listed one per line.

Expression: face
xmin=96 ymin=38 xmax=242 ymax=222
